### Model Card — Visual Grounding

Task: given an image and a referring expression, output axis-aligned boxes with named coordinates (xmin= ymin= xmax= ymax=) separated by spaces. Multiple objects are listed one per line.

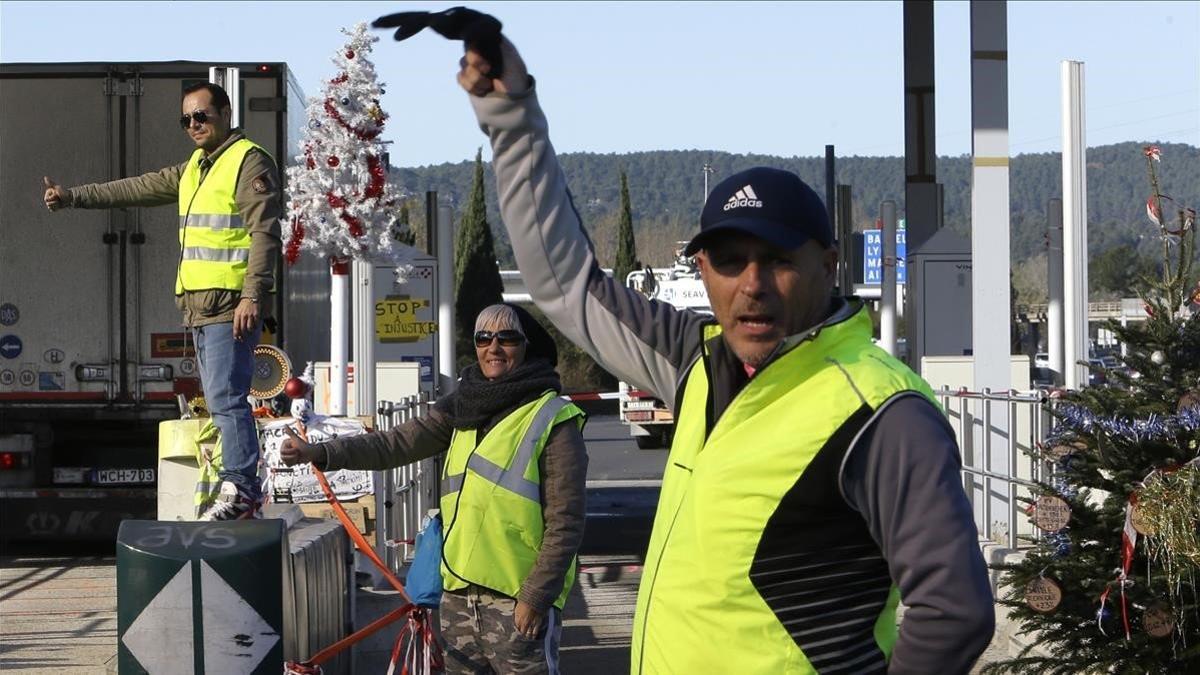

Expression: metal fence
xmin=936 ymin=387 xmax=1059 ymax=550
xmin=373 ymin=394 xmax=441 ymax=574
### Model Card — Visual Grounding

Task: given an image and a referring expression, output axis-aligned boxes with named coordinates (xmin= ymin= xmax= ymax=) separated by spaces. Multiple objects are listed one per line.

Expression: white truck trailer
xmin=0 ymin=61 xmax=327 ymax=543
xmin=619 ymin=254 xmax=711 ymax=449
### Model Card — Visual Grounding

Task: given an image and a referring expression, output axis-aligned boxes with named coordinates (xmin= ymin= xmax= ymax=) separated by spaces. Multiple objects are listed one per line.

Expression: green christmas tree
xmin=453 ymin=148 xmax=504 ymax=364
xmin=613 ymin=170 xmax=640 ymax=286
xmin=985 ymin=146 xmax=1200 ymax=673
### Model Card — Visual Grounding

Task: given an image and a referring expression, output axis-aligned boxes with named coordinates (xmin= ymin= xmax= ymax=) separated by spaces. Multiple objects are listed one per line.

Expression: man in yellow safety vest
xmin=43 ymin=82 xmax=280 ymax=521
xmin=448 ymin=30 xmax=996 ymax=674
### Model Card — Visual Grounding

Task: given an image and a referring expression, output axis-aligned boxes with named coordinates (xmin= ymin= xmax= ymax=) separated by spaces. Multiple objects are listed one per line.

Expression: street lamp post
xmin=702 ymin=163 xmax=714 ymax=205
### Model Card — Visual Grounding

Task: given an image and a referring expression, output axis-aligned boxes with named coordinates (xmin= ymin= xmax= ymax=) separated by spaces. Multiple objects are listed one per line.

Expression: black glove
xmin=372 ymin=6 xmax=504 ymax=79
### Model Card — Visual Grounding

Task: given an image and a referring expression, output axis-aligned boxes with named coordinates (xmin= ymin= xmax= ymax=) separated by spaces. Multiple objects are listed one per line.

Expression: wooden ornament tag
xmin=1130 ymin=502 xmax=1156 ymax=536
xmin=1034 ymin=494 xmax=1071 ymax=532
xmin=1143 ymin=604 xmax=1175 ymax=638
xmin=1024 ymin=577 xmax=1062 ymax=614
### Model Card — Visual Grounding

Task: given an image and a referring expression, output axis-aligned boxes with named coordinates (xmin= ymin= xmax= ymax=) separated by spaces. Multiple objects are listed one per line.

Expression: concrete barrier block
xmin=116 ymin=519 xmax=285 ymax=674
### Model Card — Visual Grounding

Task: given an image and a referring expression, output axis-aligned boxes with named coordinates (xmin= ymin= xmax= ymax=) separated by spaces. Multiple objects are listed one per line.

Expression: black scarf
xmin=435 ymin=357 xmax=562 ymax=431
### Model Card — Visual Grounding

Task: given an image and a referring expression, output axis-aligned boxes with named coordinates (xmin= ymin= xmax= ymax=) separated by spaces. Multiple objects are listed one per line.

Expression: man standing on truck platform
xmin=451 ymin=32 xmax=995 ymax=674
xmin=42 ymin=82 xmax=279 ymax=521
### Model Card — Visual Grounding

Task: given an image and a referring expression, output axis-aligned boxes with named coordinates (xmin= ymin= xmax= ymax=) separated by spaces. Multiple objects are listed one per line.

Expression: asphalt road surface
xmin=577 ymin=406 xmax=665 ymax=557
xmin=580 ymin=408 xmax=669 ymax=483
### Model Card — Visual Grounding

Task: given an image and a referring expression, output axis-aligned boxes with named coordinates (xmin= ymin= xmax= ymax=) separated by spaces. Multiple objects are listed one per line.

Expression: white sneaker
xmin=198 ymin=481 xmax=261 ymax=521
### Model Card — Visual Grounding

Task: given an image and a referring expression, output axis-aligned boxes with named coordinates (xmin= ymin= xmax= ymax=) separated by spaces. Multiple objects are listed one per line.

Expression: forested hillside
xmin=392 ymin=141 xmax=1198 ymax=301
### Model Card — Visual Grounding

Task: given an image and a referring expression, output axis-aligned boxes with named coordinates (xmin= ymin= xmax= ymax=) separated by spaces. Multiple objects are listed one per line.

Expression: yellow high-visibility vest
xmin=632 ymin=306 xmax=939 ymax=673
xmin=176 ymin=139 xmax=266 ymax=295
xmin=439 ymin=391 xmax=585 ymax=609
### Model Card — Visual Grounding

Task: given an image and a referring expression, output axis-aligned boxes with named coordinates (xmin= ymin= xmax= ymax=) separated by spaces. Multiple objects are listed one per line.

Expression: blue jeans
xmin=192 ymin=321 xmax=261 ymax=499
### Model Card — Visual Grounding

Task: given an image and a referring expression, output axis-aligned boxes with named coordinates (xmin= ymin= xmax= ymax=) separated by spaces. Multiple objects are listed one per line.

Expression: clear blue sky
xmin=2 ymin=1 xmax=1196 ymax=167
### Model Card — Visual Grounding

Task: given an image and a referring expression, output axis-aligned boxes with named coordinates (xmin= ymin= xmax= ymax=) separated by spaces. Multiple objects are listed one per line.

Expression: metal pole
xmin=880 ymin=201 xmax=898 ymax=355
xmin=1061 ymin=60 xmax=1089 ymax=390
xmin=425 ymin=191 xmax=438 ymax=257
xmin=903 ymin=0 xmax=939 ymax=254
xmin=837 ymin=184 xmax=854 ymax=295
xmin=352 ymin=259 xmax=375 ymax=417
xmin=1047 ymin=198 xmax=1065 ymax=385
xmin=824 ymin=145 xmax=836 ymax=242
xmin=437 ymin=202 xmax=456 ymax=398
xmin=329 ymin=258 xmax=350 ymax=416
xmin=702 ymin=163 xmax=713 ymax=204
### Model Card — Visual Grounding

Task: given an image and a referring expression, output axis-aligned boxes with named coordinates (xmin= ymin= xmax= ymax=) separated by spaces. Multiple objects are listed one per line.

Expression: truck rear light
xmin=0 ymin=452 xmax=31 ymax=470
xmin=138 ymin=364 xmax=173 ymax=382
xmin=76 ymin=364 xmax=112 ymax=382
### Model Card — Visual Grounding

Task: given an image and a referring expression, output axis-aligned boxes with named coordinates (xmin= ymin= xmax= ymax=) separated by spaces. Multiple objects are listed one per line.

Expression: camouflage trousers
xmin=440 ymin=585 xmax=562 ymax=675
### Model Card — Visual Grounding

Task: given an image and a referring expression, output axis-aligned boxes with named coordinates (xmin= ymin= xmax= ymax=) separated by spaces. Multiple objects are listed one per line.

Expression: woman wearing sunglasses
xmin=281 ymin=302 xmax=587 ymax=675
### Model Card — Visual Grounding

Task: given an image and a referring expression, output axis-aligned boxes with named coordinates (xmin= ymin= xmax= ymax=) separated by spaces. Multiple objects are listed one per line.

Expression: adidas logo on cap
xmin=723 ymin=185 xmax=763 ymax=211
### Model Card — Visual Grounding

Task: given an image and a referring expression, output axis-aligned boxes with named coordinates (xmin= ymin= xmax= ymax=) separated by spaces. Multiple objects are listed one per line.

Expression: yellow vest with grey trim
xmin=176 ymin=139 xmax=265 ymax=295
xmin=439 ymin=391 xmax=585 ymax=609
xmin=631 ymin=307 xmax=939 ymax=674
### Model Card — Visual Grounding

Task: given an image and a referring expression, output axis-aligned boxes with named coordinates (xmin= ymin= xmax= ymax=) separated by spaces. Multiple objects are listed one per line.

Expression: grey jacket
xmin=469 ymin=83 xmax=995 ymax=673
xmin=314 ymin=405 xmax=588 ymax=614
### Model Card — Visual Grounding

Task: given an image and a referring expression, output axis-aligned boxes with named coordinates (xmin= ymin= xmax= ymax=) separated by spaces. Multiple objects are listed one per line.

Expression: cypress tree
xmin=613 ymin=170 xmax=639 ymax=286
xmin=453 ymin=148 xmax=504 ymax=363
xmin=393 ymin=199 xmax=416 ymax=246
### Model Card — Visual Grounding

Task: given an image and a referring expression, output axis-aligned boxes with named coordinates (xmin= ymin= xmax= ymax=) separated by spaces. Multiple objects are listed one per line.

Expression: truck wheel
xmin=635 ymin=433 xmax=662 ymax=450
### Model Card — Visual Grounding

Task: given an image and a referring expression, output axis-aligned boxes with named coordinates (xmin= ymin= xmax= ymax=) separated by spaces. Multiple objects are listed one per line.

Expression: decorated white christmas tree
xmin=284 ymin=22 xmax=404 ymax=264
xmin=283 ymin=23 xmax=412 ymax=416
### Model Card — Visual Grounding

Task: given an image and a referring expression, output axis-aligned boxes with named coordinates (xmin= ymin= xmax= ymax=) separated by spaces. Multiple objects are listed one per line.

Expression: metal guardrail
xmin=936 ymin=387 xmax=1058 ymax=550
xmin=374 ymin=393 xmax=440 ymax=574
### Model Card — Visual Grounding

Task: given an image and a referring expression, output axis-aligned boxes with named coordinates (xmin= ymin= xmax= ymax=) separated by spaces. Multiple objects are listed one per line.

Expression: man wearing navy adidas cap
xmin=453 ymin=34 xmax=994 ymax=675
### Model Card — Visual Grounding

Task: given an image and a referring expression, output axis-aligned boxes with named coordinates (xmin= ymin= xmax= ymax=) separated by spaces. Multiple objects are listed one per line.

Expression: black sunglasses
xmin=179 ymin=110 xmax=212 ymax=129
xmin=474 ymin=330 xmax=525 ymax=348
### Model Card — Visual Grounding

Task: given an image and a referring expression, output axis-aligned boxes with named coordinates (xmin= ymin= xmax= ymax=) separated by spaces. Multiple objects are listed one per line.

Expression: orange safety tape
xmin=289 ymin=422 xmax=419 ymax=670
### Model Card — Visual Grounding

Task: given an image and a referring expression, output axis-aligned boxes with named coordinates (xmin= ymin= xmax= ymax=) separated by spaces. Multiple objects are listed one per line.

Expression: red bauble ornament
xmin=284 ymin=377 xmax=309 ymax=399
xmin=327 ymin=155 xmax=340 ymax=168
xmin=345 ymin=49 xmax=355 ymax=59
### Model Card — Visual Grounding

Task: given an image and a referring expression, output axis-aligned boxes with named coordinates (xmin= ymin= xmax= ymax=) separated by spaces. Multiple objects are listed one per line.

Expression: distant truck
xmin=619 ymin=250 xmax=711 ymax=449
xmin=0 ymin=61 xmax=329 ymax=542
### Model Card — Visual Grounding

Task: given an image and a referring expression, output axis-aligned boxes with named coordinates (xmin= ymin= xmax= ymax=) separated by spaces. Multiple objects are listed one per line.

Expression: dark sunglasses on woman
xmin=474 ymin=330 xmax=525 ymax=348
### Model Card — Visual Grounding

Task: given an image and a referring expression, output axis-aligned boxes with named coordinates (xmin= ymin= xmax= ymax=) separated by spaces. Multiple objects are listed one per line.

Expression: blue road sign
xmin=0 ymin=334 xmax=22 ymax=360
xmin=863 ymin=227 xmax=907 ymax=285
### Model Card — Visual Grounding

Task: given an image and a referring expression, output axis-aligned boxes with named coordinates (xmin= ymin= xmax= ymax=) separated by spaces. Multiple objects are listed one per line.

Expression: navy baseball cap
xmin=684 ymin=167 xmax=833 ymax=256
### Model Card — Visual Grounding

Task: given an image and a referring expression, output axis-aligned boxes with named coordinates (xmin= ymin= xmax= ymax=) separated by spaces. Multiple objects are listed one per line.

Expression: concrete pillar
xmin=970 ymin=0 xmax=1012 ymax=539
xmin=436 ymin=203 xmax=456 ymax=397
xmin=1061 ymin=61 xmax=1089 ymax=390
xmin=1046 ymin=198 xmax=1065 ymax=385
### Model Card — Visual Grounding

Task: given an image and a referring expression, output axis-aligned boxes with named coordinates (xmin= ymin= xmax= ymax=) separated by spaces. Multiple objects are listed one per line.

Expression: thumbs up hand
xmin=43 ymin=176 xmax=70 ymax=212
xmin=280 ymin=426 xmax=322 ymax=466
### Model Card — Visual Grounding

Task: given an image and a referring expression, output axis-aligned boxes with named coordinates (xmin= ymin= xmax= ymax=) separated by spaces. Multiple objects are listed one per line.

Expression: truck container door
xmin=0 ymin=71 xmax=121 ymax=403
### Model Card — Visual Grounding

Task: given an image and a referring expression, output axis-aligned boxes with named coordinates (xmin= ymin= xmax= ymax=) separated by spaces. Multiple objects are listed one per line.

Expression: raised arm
xmin=459 ymin=39 xmax=708 ymax=406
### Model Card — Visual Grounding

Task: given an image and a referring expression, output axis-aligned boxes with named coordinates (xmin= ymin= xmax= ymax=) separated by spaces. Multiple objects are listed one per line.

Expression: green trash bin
xmin=116 ymin=519 xmax=285 ymax=674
